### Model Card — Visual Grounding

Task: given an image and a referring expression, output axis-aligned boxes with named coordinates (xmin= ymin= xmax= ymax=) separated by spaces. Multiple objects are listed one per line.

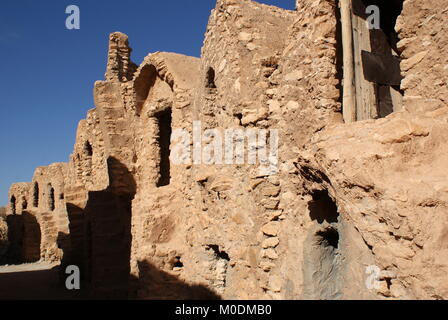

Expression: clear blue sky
xmin=0 ymin=0 xmax=295 ymax=206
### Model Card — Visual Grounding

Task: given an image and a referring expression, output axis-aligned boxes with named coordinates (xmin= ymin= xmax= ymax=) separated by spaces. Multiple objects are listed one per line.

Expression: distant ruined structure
xmin=2 ymin=0 xmax=448 ymax=299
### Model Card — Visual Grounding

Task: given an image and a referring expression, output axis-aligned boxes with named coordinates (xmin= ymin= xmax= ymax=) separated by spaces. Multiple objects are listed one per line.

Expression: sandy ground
xmin=0 ymin=262 xmax=59 ymax=273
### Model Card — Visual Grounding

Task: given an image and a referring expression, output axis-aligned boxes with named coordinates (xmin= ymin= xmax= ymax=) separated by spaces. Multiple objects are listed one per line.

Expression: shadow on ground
xmin=130 ymin=260 xmax=221 ymax=300
xmin=0 ymin=261 xmax=221 ymax=300
xmin=0 ymin=157 xmax=220 ymax=300
xmin=0 ymin=264 xmax=87 ymax=300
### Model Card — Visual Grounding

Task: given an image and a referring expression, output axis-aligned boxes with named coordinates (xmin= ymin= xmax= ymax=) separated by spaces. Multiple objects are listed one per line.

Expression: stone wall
xmin=127 ymin=52 xmax=201 ymax=299
xmin=295 ymin=0 xmax=448 ymax=299
xmin=2 ymin=0 xmax=448 ymax=300
xmin=398 ymin=0 xmax=448 ymax=111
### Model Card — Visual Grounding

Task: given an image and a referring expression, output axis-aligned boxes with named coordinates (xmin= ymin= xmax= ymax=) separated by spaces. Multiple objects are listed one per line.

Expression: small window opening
xmin=84 ymin=141 xmax=93 ymax=157
xmin=33 ymin=182 xmax=39 ymax=208
xmin=10 ymin=195 xmax=16 ymax=214
xmin=59 ymin=193 xmax=64 ymax=200
xmin=173 ymin=256 xmax=184 ymax=269
xmin=206 ymin=67 xmax=216 ymax=89
xmin=156 ymin=109 xmax=172 ymax=187
xmin=234 ymin=112 xmax=243 ymax=125
xmin=49 ymin=186 xmax=55 ymax=211
xmin=22 ymin=198 xmax=27 ymax=210
xmin=385 ymin=277 xmax=393 ymax=290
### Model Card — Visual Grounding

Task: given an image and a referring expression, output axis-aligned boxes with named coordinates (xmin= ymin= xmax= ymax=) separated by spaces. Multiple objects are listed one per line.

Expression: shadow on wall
xmin=0 ymin=212 xmax=8 ymax=261
xmin=130 ymin=260 xmax=221 ymax=300
xmin=0 ymin=157 xmax=220 ymax=299
xmin=1 ymin=212 xmax=41 ymax=265
xmin=62 ymin=157 xmax=135 ymax=298
xmin=308 ymin=190 xmax=339 ymax=224
xmin=303 ymin=189 xmax=342 ymax=300
xmin=58 ymin=156 xmax=221 ymax=300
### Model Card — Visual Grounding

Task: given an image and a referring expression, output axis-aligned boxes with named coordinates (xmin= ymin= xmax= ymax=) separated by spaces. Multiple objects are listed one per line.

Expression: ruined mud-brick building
xmin=2 ymin=0 xmax=448 ymax=299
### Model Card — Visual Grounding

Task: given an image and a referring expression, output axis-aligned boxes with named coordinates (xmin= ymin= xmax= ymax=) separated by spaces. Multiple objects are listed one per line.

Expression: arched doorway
xmin=4 ymin=212 xmax=41 ymax=264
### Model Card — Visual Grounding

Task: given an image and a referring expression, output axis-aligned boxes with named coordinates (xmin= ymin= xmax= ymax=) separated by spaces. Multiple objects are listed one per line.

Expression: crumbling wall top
xmin=105 ymin=32 xmax=138 ymax=82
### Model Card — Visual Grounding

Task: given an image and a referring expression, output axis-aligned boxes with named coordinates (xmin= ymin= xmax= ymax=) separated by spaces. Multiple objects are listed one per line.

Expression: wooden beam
xmin=340 ymin=0 xmax=357 ymax=123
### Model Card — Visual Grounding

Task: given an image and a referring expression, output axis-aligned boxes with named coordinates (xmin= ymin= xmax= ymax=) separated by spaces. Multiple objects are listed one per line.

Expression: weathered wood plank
xmin=340 ymin=0 xmax=357 ymax=123
xmin=351 ymin=0 xmax=378 ymax=120
xmin=361 ymin=51 xmax=403 ymax=86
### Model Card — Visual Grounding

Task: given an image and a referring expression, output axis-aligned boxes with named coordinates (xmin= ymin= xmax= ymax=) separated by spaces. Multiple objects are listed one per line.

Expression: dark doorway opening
xmin=340 ymin=0 xmax=404 ymax=121
xmin=156 ymin=109 xmax=172 ymax=187
xmin=358 ymin=0 xmax=405 ymax=118
xmin=360 ymin=0 xmax=404 ymax=53
xmin=3 ymin=212 xmax=41 ymax=265
xmin=22 ymin=213 xmax=42 ymax=263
